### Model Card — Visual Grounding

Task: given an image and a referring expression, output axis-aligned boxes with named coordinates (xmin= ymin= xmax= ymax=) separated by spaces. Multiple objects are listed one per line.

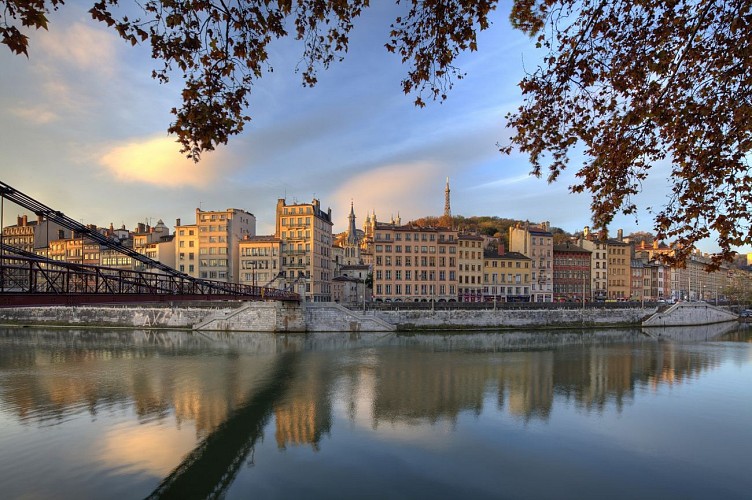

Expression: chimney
xmin=640 ymin=241 xmax=645 ymax=249
xmin=176 ymin=218 xmax=181 ymax=227
xmin=653 ymin=240 xmax=658 ymax=250
xmin=498 ymin=243 xmax=505 ymax=255
xmin=37 ymin=214 xmax=44 ymax=224
xmin=617 ymin=229 xmax=623 ymax=241
xmin=58 ymin=229 xmax=65 ymax=239
xmin=137 ymin=223 xmax=145 ymax=233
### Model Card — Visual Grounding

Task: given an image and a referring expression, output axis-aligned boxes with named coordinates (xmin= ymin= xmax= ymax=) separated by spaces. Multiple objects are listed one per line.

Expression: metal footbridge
xmin=0 ymin=181 xmax=299 ymax=306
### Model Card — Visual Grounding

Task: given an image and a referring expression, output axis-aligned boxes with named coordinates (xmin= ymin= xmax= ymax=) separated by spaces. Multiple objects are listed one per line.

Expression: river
xmin=0 ymin=324 xmax=750 ymax=499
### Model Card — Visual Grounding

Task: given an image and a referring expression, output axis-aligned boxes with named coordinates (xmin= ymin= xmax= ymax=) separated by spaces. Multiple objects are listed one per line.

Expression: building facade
xmin=2 ymin=214 xmax=70 ymax=255
xmin=174 ymin=220 xmax=199 ymax=278
xmin=372 ymin=223 xmax=459 ymax=302
xmin=606 ymin=236 xmax=630 ymax=299
xmin=577 ymin=234 xmax=608 ymax=301
xmin=275 ymin=198 xmax=333 ymax=302
xmin=509 ymin=222 xmax=553 ymax=302
xmin=482 ymin=246 xmax=532 ymax=302
xmin=457 ymin=233 xmax=484 ymax=302
xmin=196 ymin=208 xmax=256 ymax=282
xmin=553 ymin=243 xmax=591 ymax=302
xmin=238 ymin=236 xmax=282 ymax=288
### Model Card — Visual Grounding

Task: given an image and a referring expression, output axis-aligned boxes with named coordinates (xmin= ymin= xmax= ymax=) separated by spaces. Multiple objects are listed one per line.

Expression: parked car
xmin=739 ymin=309 xmax=752 ymax=318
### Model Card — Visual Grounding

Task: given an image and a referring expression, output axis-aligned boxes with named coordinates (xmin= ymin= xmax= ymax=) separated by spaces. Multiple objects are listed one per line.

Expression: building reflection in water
xmin=274 ymin=353 xmax=333 ymax=451
xmin=0 ymin=323 xmax=746 ymax=494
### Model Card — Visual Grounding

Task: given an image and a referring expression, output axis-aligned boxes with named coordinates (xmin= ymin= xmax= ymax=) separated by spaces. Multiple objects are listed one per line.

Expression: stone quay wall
xmin=376 ymin=306 xmax=653 ymax=331
xmin=0 ymin=301 xmax=739 ymax=332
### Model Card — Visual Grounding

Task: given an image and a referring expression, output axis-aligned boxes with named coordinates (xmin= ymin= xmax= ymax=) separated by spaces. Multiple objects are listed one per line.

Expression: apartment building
xmin=606 ymin=234 xmax=630 ymax=299
xmin=275 ymin=198 xmax=333 ymax=302
xmin=509 ymin=222 xmax=553 ymax=302
xmin=197 ymin=208 xmax=255 ymax=282
xmin=133 ymin=220 xmax=174 ymax=271
xmin=238 ymin=236 xmax=282 ymax=287
xmin=553 ymin=243 xmax=591 ymax=302
xmin=174 ymin=220 xmax=199 ymax=278
xmin=372 ymin=222 xmax=459 ymax=302
xmin=2 ymin=214 xmax=69 ymax=255
xmin=628 ymin=257 xmax=669 ymax=302
xmin=457 ymin=233 xmax=484 ymax=302
xmin=578 ymin=229 xmax=609 ymax=301
xmin=670 ymin=250 xmax=727 ymax=302
xmin=482 ymin=245 xmax=532 ymax=302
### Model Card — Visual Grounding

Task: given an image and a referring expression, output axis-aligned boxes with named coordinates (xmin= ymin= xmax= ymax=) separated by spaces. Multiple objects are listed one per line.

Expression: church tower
xmin=344 ymin=201 xmax=361 ymax=265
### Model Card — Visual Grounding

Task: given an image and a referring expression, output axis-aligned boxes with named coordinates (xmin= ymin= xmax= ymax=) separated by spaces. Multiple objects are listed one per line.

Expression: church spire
xmin=444 ymin=177 xmax=451 ymax=219
xmin=347 ymin=201 xmax=359 ymax=245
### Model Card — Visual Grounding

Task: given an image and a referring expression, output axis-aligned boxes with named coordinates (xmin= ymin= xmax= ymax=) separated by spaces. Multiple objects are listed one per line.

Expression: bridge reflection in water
xmin=0 ymin=324 xmax=749 ymax=498
xmin=147 ymin=351 xmax=301 ymax=499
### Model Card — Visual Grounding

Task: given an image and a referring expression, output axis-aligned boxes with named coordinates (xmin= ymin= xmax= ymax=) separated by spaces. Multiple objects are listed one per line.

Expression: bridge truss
xmin=0 ymin=181 xmax=299 ymax=306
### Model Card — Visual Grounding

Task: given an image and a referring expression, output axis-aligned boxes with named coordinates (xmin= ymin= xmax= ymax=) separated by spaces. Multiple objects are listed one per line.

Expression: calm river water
xmin=0 ymin=324 xmax=750 ymax=499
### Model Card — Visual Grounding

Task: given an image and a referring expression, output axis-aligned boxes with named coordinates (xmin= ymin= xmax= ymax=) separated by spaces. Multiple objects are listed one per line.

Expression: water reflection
xmin=0 ymin=325 xmax=750 ymax=498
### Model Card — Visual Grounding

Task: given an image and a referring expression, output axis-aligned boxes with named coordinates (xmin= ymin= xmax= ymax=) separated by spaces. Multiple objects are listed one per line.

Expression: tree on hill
xmin=3 ymin=1 xmax=749 ymax=267
xmin=626 ymin=231 xmax=656 ymax=247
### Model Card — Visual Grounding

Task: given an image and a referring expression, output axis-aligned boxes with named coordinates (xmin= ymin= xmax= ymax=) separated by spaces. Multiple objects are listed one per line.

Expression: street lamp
xmin=362 ymin=271 xmax=367 ymax=313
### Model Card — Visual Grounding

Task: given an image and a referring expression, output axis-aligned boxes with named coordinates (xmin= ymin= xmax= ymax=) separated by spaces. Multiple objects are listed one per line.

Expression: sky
xmin=0 ymin=2 xmax=733 ymax=253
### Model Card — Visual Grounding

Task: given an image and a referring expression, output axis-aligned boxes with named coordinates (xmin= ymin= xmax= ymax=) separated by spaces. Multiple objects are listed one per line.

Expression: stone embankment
xmin=0 ymin=301 xmax=739 ymax=332
xmin=642 ymin=302 xmax=738 ymax=327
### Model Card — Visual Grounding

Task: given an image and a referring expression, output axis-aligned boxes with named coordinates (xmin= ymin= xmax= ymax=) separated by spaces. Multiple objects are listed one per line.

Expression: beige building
xmin=458 ymin=233 xmax=484 ymax=302
xmin=332 ymin=264 xmax=370 ymax=306
xmin=482 ymin=246 xmax=532 ymax=302
xmin=275 ymin=198 xmax=333 ymax=302
xmin=577 ymin=234 xmax=608 ymax=301
xmin=100 ymin=246 xmax=135 ymax=270
xmin=197 ymin=208 xmax=255 ymax=282
xmin=2 ymin=214 xmax=69 ymax=255
xmin=174 ymin=220 xmax=199 ymax=277
xmin=372 ymin=222 xmax=459 ymax=302
xmin=238 ymin=236 xmax=282 ymax=288
xmin=174 ymin=209 xmax=255 ymax=282
xmin=133 ymin=220 xmax=174 ymax=271
xmin=606 ymin=235 xmax=630 ymax=299
xmin=670 ymin=250 xmax=728 ymax=302
xmin=45 ymin=233 xmax=101 ymax=266
xmin=509 ymin=222 xmax=553 ymax=302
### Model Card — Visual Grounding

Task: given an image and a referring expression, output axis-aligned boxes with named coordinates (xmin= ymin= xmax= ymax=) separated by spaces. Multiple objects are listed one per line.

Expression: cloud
xmin=469 ymin=174 xmax=533 ymax=190
xmin=36 ymin=22 xmax=117 ymax=77
xmin=10 ymin=105 xmax=59 ymax=124
xmin=96 ymin=422 xmax=197 ymax=477
xmin=330 ymin=161 xmax=447 ymax=229
xmin=98 ymin=135 xmax=230 ymax=188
